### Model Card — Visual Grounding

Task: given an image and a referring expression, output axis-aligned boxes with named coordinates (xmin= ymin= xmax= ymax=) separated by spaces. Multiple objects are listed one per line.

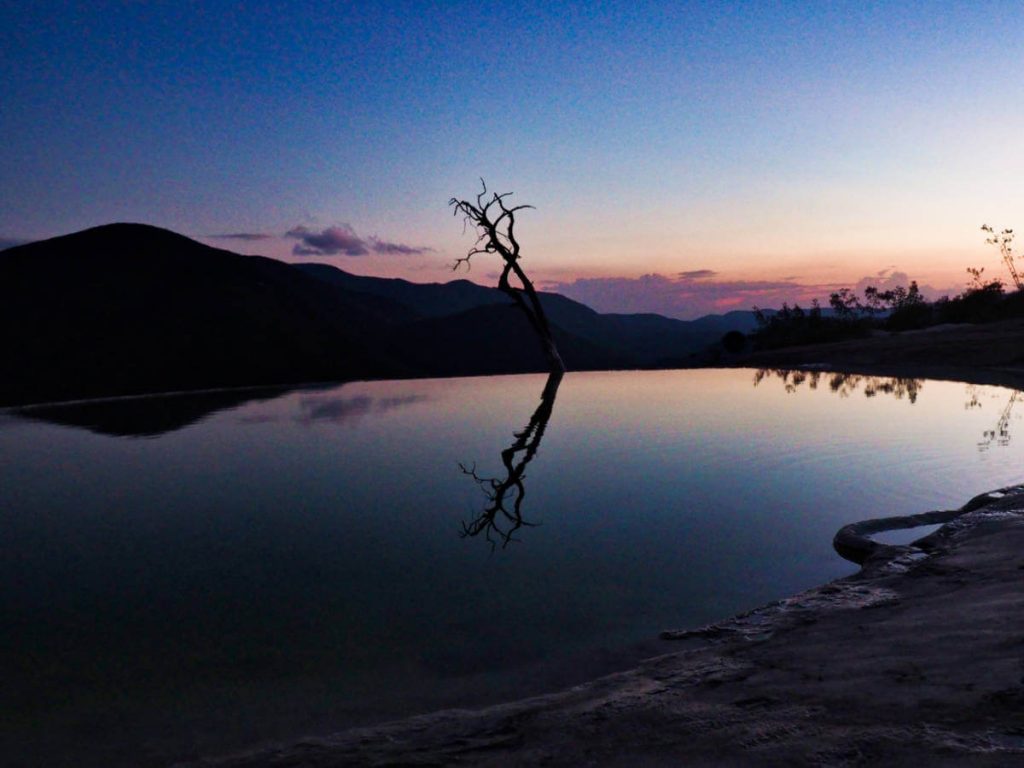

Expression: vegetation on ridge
xmin=745 ymin=224 xmax=1024 ymax=352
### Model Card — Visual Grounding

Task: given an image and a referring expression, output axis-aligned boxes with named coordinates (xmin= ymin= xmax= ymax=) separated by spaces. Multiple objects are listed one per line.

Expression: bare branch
xmin=449 ymin=180 xmax=565 ymax=373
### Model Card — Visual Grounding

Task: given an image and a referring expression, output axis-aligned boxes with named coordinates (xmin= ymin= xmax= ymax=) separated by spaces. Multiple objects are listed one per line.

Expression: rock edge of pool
xmin=180 ymin=484 xmax=1024 ymax=767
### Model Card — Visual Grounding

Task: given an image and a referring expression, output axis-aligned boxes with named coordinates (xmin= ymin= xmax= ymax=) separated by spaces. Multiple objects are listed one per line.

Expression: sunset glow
xmin=3 ymin=1 xmax=1023 ymax=318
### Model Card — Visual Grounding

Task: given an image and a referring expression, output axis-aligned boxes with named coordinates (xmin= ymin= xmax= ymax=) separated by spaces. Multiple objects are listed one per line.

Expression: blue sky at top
xmin=3 ymin=1 xmax=1023 ymax=316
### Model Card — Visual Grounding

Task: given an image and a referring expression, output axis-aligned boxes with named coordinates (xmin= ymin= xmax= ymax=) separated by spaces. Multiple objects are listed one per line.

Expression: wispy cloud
xmin=368 ymin=237 xmax=430 ymax=255
xmin=209 ymin=232 xmax=275 ymax=241
xmin=547 ymin=273 xmax=834 ymax=320
xmin=287 ymin=225 xmax=368 ymax=256
xmin=286 ymin=224 xmax=431 ymax=257
xmin=546 ymin=269 xmax=959 ymax=320
xmin=846 ymin=268 xmax=958 ymax=304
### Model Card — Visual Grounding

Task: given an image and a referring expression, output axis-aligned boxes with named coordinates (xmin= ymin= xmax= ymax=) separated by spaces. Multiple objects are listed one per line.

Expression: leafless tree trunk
xmin=450 ymin=181 xmax=566 ymax=373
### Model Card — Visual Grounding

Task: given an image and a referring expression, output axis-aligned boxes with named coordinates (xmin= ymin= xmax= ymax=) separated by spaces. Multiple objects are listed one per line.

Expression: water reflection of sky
xmin=295 ymin=394 xmax=427 ymax=425
xmin=4 ymin=369 xmax=1024 ymax=766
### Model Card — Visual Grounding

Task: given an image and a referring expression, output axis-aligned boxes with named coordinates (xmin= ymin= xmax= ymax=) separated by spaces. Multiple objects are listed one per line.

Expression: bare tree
xmin=450 ymin=181 xmax=566 ymax=373
xmin=981 ymin=224 xmax=1021 ymax=291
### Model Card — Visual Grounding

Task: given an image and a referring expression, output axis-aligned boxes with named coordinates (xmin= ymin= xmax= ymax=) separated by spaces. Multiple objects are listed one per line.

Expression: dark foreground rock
xmin=183 ymin=487 xmax=1024 ymax=767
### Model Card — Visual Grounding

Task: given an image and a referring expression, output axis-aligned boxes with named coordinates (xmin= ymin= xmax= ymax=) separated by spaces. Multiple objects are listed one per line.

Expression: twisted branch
xmin=450 ymin=180 xmax=565 ymax=373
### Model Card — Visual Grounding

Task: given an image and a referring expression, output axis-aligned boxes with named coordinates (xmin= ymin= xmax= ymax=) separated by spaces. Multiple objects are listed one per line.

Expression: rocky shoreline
xmin=729 ymin=317 xmax=1024 ymax=391
xmin=185 ymin=486 xmax=1024 ymax=767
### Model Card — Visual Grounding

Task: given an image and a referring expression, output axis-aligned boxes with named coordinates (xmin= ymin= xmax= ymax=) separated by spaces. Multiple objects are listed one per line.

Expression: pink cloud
xmin=286 ymin=224 xmax=431 ymax=257
xmin=852 ymin=269 xmax=953 ymax=301
xmin=546 ymin=273 xmax=834 ymax=319
xmin=286 ymin=224 xmax=370 ymax=256
xmin=546 ymin=269 xmax=960 ymax=320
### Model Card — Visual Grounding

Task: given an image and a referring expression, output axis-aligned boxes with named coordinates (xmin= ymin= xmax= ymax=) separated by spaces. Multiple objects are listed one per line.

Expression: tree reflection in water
xmin=752 ymin=368 xmax=923 ymax=402
xmin=970 ymin=386 xmax=1020 ymax=451
xmin=755 ymin=368 xmax=1023 ymax=452
xmin=459 ymin=371 xmax=562 ymax=549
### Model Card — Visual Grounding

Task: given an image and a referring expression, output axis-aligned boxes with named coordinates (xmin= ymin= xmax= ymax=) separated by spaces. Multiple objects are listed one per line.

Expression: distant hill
xmin=0 ymin=224 xmax=760 ymax=406
xmin=295 ymin=263 xmax=507 ymax=318
xmin=295 ymin=262 xmax=731 ymax=368
xmin=687 ymin=309 xmax=765 ymax=336
xmin=0 ymin=224 xmax=413 ymax=405
xmin=381 ymin=303 xmax=632 ymax=376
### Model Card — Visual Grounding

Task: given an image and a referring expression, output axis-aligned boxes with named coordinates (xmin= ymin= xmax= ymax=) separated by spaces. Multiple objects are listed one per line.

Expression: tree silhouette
xmin=459 ymin=371 xmax=562 ymax=548
xmin=981 ymin=224 xmax=1021 ymax=291
xmin=450 ymin=181 xmax=565 ymax=373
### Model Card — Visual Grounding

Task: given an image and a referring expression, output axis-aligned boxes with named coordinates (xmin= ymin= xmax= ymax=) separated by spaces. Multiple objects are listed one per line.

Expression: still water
xmin=3 ymin=368 xmax=1023 ymax=765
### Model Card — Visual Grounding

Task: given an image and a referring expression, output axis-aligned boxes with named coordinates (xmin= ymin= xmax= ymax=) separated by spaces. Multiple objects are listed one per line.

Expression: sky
xmin=2 ymin=1 xmax=1024 ymax=319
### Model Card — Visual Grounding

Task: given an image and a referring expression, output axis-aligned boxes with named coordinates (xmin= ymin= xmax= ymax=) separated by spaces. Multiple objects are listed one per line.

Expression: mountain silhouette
xmin=0 ymin=224 xmax=415 ymax=405
xmin=295 ymin=262 xmax=725 ymax=368
xmin=1 ymin=224 xmax=754 ymax=407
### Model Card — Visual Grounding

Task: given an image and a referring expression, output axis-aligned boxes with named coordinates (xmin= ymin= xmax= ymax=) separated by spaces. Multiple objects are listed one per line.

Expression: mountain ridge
xmin=0 ymin=223 xmax=757 ymax=406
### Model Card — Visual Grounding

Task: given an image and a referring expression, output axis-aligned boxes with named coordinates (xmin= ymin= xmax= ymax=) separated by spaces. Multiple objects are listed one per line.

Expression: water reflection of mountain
xmin=460 ymin=372 xmax=562 ymax=549
xmin=753 ymin=368 xmax=924 ymax=403
xmin=10 ymin=386 xmax=293 ymax=438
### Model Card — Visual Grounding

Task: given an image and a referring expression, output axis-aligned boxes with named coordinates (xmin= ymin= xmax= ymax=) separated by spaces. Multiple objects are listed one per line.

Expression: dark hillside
xmin=2 ymin=224 xmax=765 ymax=406
xmin=539 ymin=298 xmax=719 ymax=366
xmin=0 ymin=224 xmax=411 ymax=405
xmin=298 ymin=262 xmax=720 ymax=366
xmin=687 ymin=309 xmax=763 ymax=335
xmin=296 ymin=263 xmax=506 ymax=319
xmin=383 ymin=304 xmax=631 ymax=377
